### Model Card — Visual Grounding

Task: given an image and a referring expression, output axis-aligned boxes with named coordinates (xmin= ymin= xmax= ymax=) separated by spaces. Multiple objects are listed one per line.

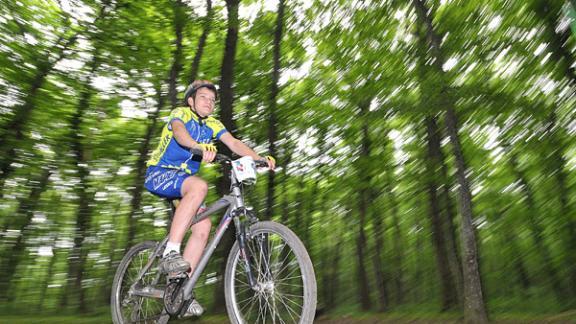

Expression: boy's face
xmin=189 ymin=87 xmax=216 ymax=118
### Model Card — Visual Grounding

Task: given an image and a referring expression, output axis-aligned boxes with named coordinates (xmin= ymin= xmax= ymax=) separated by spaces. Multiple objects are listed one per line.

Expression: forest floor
xmin=313 ymin=314 xmax=576 ymax=323
xmin=0 ymin=310 xmax=575 ymax=323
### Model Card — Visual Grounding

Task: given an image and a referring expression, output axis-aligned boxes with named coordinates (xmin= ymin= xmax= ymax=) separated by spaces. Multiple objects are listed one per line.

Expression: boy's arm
xmin=172 ymin=120 xmax=216 ymax=162
xmin=172 ymin=120 xmax=198 ymax=148
xmin=220 ymin=132 xmax=275 ymax=169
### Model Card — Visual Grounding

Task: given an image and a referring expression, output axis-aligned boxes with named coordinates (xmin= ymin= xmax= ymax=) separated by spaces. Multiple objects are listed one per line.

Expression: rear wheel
xmin=224 ymin=221 xmax=317 ymax=324
xmin=111 ymin=241 xmax=167 ymax=324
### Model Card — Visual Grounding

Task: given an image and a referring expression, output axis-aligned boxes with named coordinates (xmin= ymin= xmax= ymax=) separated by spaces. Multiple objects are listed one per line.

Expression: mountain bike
xmin=110 ymin=152 xmax=317 ymax=323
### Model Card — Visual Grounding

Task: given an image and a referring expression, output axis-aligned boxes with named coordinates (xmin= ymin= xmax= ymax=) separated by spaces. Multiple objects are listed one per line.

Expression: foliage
xmin=0 ymin=0 xmax=575 ymax=319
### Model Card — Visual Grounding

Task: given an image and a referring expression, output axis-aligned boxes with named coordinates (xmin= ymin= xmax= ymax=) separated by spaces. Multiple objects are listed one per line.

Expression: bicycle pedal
xmin=167 ymin=271 xmax=187 ymax=280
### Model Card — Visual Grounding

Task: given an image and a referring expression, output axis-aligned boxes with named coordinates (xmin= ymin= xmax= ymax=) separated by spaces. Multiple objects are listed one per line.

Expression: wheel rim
xmin=230 ymin=230 xmax=306 ymax=324
xmin=117 ymin=247 xmax=165 ymax=323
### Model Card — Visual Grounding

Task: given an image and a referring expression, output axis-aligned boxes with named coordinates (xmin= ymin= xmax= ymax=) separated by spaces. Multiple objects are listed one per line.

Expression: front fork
xmin=234 ymin=208 xmax=259 ymax=290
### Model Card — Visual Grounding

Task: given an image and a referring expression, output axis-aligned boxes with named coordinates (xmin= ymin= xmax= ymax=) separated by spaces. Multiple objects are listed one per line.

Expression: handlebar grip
xmin=189 ymin=148 xmax=231 ymax=162
xmin=190 ymin=148 xmax=270 ymax=167
xmin=255 ymin=160 xmax=269 ymax=168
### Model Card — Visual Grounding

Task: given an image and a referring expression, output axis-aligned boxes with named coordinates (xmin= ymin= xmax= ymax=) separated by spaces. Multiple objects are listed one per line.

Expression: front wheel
xmin=224 ymin=221 xmax=317 ymax=324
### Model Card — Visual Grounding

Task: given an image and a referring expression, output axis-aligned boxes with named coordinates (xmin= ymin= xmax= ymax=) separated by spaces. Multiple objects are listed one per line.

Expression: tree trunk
xmin=327 ymin=241 xmax=342 ymax=310
xmin=212 ymin=0 xmax=241 ymax=312
xmin=355 ymin=99 xmax=373 ymax=311
xmin=439 ymin=172 xmax=464 ymax=300
xmin=370 ymin=203 xmax=389 ymax=312
xmin=36 ymin=241 xmax=58 ymax=312
xmin=412 ymin=0 xmax=488 ymax=321
xmin=100 ymin=203 xmax=124 ymax=305
xmin=60 ymin=56 xmax=100 ymax=312
xmin=444 ymin=107 xmax=488 ymax=323
xmin=0 ymin=168 xmax=51 ymax=303
xmin=189 ymin=0 xmax=213 ymax=84
xmin=386 ymin=180 xmax=405 ymax=305
xmin=424 ymin=116 xmax=460 ymax=311
xmin=503 ymin=143 xmax=568 ymax=300
xmin=436 ymin=124 xmax=464 ymax=300
xmin=280 ymin=172 xmax=291 ymax=225
xmin=264 ymin=0 xmax=284 ymax=221
xmin=215 ymin=0 xmax=241 ymax=195
xmin=168 ymin=0 xmax=186 ymax=109
xmin=302 ymin=185 xmax=315 ymax=247
xmin=497 ymin=214 xmax=531 ymax=292
xmin=217 ymin=0 xmax=240 ymax=137
xmin=356 ymin=194 xmax=372 ymax=311
xmin=126 ymin=86 xmax=165 ymax=249
xmin=412 ymin=203 xmax=425 ymax=303
xmin=294 ymin=176 xmax=307 ymax=241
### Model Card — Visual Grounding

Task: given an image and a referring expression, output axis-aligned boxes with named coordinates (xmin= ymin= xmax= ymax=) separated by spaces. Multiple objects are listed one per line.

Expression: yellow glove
xmin=265 ymin=155 xmax=276 ymax=164
xmin=198 ymin=143 xmax=217 ymax=152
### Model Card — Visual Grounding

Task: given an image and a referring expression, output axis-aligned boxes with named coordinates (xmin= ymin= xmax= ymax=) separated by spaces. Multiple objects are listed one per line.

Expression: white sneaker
xmin=184 ymin=299 xmax=204 ymax=317
xmin=159 ymin=251 xmax=190 ymax=274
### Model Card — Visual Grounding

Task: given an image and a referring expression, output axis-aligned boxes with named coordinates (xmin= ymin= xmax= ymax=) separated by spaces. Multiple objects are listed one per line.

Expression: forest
xmin=0 ymin=0 xmax=575 ymax=323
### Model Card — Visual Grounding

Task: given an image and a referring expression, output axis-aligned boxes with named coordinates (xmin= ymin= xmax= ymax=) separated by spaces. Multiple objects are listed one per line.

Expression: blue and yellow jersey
xmin=147 ymin=107 xmax=228 ymax=174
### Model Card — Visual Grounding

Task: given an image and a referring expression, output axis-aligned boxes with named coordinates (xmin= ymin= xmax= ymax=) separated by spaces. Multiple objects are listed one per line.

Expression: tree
xmin=212 ymin=0 xmax=241 ymax=312
xmin=0 ymin=1 xmax=113 ymax=192
xmin=167 ymin=0 xmax=186 ymax=108
xmin=412 ymin=0 xmax=489 ymax=321
xmin=59 ymin=53 xmax=101 ymax=312
xmin=0 ymin=167 xmax=51 ymax=302
xmin=265 ymin=0 xmax=284 ymax=221
xmin=188 ymin=0 xmax=214 ymax=84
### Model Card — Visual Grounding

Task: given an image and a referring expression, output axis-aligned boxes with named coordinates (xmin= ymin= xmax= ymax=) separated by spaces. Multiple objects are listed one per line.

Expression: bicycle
xmin=110 ymin=151 xmax=317 ymax=323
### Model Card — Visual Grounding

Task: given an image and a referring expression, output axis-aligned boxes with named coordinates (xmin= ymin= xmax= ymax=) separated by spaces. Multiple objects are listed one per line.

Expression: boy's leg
xmin=161 ymin=175 xmax=208 ymax=273
xmin=168 ymin=176 xmax=208 ymax=243
xmin=183 ymin=217 xmax=212 ymax=275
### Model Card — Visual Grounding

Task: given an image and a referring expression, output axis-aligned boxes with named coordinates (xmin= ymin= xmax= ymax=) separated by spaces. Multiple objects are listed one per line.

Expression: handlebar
xmin=189 ymin=148 xmax=270 ymax=168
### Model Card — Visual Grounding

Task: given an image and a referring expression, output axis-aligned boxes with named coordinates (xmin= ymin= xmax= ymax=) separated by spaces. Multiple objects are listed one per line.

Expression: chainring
xmin=163 ymin=280 xmax=185 ymax=316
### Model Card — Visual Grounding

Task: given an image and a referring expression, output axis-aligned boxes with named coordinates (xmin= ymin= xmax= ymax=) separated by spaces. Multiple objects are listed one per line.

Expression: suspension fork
xmin=235 ymin=217 xmax=258 ymax=290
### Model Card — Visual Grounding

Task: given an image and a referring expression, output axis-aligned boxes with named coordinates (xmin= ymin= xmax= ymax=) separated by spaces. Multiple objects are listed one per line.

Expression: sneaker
xmin=184 ymin=299 xmax=204 ymax=317
xmin=160 ymin=251 xmax=190 ymax=274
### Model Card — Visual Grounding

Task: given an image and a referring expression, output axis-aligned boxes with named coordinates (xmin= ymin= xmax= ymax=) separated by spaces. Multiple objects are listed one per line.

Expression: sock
xmin=163 ymin=241 xmax=181 ymax=257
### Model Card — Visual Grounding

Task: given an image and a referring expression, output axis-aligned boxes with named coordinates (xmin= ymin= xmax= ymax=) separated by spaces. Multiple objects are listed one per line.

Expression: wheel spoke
xmin=227 ymin=223 xmax=315 ymax=324
xmin=275 ymin=295 xmax=299 ymax=323
xmin=112 ymin=242 xmax=165 ymax=324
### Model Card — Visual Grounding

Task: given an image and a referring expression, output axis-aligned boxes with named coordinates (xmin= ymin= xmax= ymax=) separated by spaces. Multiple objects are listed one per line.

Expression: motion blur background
xmin=0 ymin=0 xmax=575 ymax=321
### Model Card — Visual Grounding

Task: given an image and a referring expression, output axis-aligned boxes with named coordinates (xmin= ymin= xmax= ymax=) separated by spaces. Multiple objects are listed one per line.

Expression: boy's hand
xmin=197 ymin=143 xmax=217 ymax=162
xmin=264 ymin=155 xmax=276 ymax=170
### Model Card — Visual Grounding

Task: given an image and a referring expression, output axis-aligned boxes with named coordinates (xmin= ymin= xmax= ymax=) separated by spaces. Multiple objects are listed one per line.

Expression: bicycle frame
xmin=129 ymin=172 xmax=253 ymax=303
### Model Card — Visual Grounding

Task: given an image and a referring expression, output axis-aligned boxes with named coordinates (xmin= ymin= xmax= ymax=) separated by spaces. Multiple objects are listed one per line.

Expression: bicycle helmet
xmin=183 ymin=81 xmax=218 ymax=106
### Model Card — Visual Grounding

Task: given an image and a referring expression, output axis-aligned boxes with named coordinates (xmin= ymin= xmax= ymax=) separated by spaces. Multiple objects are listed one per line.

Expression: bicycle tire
xmin=111 ymin=241 xmax=166 ymax=324
xmin=224 ymin=221 xmax=317 ymax=324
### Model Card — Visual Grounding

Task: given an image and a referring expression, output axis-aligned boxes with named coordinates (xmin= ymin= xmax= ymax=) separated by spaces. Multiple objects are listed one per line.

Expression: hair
xmin=183 ymin=80 xmax=218 ymax=106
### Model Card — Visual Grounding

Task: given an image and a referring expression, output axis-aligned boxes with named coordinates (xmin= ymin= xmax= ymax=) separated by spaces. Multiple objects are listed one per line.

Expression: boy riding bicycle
xmin=144 ymin=80 xmax=275 ymax=316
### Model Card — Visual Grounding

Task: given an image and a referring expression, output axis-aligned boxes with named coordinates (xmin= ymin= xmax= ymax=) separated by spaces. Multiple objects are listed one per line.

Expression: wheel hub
xmin=255 ymin=281 xmax=275 ymax=294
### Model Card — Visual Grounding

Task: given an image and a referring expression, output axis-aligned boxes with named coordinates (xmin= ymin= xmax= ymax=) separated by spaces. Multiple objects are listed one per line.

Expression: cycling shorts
xmin=144 ymin=165 xmax=192 ymax=199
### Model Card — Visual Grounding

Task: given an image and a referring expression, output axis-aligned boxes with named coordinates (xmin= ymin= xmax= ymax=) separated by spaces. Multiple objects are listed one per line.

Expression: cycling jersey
xmin=147 ymin=107 xmax=228 ymax=175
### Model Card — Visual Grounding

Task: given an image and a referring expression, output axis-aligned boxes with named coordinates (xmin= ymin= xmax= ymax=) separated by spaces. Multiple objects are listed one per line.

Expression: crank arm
xmin=129 ymin=285 xmax=165 ymax=299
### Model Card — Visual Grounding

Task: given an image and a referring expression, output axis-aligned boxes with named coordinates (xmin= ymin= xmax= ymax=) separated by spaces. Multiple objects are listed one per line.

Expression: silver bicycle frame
xmin=128 ymin=196 xmax=234 ymax=300
xmin=129 ymin=171 xmax=248 ymax=313
xmin=181 ymin=175 xmax=246 ymax=299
